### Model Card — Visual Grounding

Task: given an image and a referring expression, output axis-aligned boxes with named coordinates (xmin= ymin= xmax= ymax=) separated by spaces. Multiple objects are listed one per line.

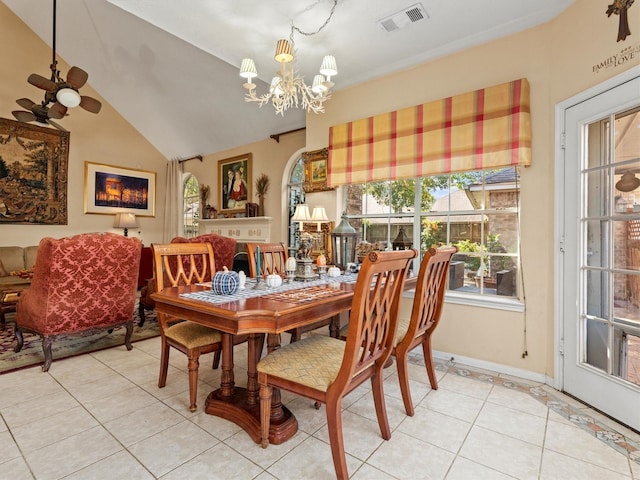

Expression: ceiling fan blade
xmin=47 ymin=119 xmax=68 ymax=132
xmin=16 ymin=98 xmax=37 ymax=110
xmin=12 ymin=110 xmax=36 ymax=123
xmin=27 ymin=73 xmax=57 ymax=91
xmin=80 ymin=96 xmax=102 ymax=114
xmin=67 ymin=66 xmax=88 ymax=89
xmin=48 ymin=102 xmax=67 ymax=119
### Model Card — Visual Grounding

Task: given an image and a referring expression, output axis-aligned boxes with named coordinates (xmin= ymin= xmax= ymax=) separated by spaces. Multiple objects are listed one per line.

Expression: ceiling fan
xmin=12 ymin=0 xmax=101 ymax=130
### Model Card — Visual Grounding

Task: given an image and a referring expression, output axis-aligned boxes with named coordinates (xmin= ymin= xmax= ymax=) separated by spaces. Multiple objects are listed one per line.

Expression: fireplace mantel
xmin=198 ymin=217 xmax=273 ymax=243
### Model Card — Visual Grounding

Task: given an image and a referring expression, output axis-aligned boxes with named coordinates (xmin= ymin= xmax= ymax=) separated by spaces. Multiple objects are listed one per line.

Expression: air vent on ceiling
xmin=378 ymin=3 xmax=429 ymax=33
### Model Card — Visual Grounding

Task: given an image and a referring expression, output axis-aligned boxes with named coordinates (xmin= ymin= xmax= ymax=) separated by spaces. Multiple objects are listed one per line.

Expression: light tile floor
xmin=1 ymin=335 xmax=639 ymax=479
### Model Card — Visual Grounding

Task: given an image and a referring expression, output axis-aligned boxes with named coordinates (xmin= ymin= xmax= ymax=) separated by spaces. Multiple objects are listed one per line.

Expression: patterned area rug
xmin=0 ymin=303 xmax=159 ymax=374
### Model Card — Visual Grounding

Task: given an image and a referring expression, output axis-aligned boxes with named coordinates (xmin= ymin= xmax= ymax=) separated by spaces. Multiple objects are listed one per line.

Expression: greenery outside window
xmin=343 ymin=167 xmax=520 ymax=299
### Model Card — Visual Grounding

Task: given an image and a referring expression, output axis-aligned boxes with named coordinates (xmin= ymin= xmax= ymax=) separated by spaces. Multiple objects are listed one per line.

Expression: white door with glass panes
xmin=561 ymin=73 xmax=640 ymax=431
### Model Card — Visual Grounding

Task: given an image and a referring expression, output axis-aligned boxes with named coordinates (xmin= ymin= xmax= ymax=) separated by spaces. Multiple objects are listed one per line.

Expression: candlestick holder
xmin=252 ymin=275 xmax=268 ymax=290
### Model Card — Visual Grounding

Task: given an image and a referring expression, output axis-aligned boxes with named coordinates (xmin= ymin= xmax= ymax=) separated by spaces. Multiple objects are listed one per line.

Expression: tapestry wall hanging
xmin=0 ymin=118 xmax=69 ymax=225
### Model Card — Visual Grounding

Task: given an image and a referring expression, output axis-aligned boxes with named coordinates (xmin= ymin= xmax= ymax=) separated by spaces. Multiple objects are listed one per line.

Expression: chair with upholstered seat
xmin=393 ymin=246 xmax=457 ymax=416
xmin=246 ymin=242 xmax=337 ymax=342
xmin=257 ymin=249 xmax=416 ymax=480
xmin=152 ymin=242 xmax=246 ymax=412
xmin=138 ymin=233 xmax=237 ymax=326
xmin=14 ymin=233 xmax=141 ymax=372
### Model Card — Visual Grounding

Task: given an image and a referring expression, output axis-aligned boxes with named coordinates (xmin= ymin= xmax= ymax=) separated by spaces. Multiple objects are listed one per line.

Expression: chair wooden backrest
xmin=336 ymin=249 xmax=417 ymax=393
xmin=151 ymin=242 xmax=215 ymax=291
xmin=404 ymin=246 xmax=457 ymax=342
xmin=245 ymin=242 xmax=287 ymax=277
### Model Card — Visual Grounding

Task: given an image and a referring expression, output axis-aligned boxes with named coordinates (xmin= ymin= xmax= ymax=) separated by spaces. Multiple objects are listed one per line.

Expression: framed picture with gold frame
xmin=302 ymin=221 xmax=333 ymax=261
xmin=84 ymin=161 xmax=156 ymax=216
xmin=302 ymin=147 xmax=334 ymax=193
xmin=219 ymin=153 xmax=252 ymax=216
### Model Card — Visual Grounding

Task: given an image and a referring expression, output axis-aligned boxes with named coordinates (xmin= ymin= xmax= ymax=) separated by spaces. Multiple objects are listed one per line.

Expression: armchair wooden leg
xmin=124 ymin=321 xmax=134 ymax=351
xmin=138 ymin=303 xmax=146 ymax=327
xmin=14 ymin=327 xmax=24 ymax=353
xmin=187 ymin=350 xmax=201 ymax=412
xmin=42 ymin=336 xmax=53 ymax=372
xmin=259 ymin=384 xmax=272 ymax=448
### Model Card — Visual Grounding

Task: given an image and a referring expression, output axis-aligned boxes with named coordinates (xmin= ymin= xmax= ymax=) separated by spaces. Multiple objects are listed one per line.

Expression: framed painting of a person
xmin=219 ymin=153 xmax=252 ymax=215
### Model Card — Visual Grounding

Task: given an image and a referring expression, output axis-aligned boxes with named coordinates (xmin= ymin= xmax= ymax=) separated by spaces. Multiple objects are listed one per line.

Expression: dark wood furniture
xmin=393 ymin=246 xmax=457 ymax=416
xmin=152 ymin=242 xmax=247 ymax=412
xmin=257 ymin=250 xmax=416 ymax=480
xmin=246 ymin=242 xmax=335 ymax=343
xmin=152 ymin=275 xmax=356 ymax=444
xmin=151 ymin=263 xmax=419 ymax=446
xmin=0 ymin=281 xmax=30 ymax=324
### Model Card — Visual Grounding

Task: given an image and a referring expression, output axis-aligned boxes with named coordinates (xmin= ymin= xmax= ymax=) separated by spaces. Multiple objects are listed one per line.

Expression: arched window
xmin=183 ymin=174 xmax=199 ymax=238
xmin=287 ymin=156 xmax=305 ymax=248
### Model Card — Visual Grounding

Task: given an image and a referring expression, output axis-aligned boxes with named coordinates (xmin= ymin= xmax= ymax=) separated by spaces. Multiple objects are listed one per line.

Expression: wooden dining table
xmin=151 ymin=277 xmax=358 ymax=445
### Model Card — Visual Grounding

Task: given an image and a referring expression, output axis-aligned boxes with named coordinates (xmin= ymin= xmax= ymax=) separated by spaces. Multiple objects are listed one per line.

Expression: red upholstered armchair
xmin=138 ymin=233 xmax=237 ymax=325
xmin=14 ymin=233 xmax=142 ymax=372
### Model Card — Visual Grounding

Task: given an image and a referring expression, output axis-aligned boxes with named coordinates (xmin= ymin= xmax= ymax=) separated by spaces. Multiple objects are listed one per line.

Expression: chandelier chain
xmin=290 ymin=0 xmax=338 ymax=38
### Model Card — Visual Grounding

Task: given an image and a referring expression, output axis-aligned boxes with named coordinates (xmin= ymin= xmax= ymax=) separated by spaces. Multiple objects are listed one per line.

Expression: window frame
xmin=342 ymin=168 xmax=525 ymax=310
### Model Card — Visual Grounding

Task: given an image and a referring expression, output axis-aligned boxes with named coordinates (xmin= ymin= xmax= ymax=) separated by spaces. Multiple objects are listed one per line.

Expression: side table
xmin=1 ymin=281 xmax=31 ymax=324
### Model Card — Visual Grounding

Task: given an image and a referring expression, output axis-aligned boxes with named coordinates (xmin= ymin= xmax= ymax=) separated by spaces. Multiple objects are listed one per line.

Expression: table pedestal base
xmin=205 ymin=387 xmax=298 ymax=445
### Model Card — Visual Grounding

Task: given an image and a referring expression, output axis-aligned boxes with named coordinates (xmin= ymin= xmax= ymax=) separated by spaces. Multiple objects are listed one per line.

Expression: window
xmin=287 ymin=156 xmax=306 ymax=249
xmin=183 ymin=174 xmax=200 ymax=238
xmin=343 ymin=167 xmax=520 ymax=298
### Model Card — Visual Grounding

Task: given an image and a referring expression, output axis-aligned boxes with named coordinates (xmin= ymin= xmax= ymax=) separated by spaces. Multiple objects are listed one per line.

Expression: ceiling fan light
xmin=56 ymin=87 xmax=81 ymax=108
xmin=240 ymin=58 xmax=257 ymax=79
xmin=312 ymin=75 xmax=327 ymax=94
xmin=274 ymin=39 xmax=294 ymax=63
xmin=319 ymin=55 xmax=338 ymax=77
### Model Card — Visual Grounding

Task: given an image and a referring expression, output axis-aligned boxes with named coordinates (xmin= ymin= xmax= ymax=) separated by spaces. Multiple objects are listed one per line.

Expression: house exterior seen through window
xmin=343 ymin=167 xmax=520 ymax=298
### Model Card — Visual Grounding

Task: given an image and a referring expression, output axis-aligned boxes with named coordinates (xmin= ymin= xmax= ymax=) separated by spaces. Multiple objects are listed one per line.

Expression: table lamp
xmin=113 ymin=213 xmax=137 ymax=237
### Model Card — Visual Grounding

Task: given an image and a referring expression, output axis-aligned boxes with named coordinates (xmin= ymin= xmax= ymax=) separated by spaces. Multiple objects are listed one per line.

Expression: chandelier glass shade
xmin=239 ymin=0 xmax=338 ymax=115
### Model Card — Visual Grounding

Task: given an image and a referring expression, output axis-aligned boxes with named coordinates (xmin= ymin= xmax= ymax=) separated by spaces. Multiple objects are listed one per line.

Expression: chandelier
xmin=239 ymin=0 xmax=338 ymax=115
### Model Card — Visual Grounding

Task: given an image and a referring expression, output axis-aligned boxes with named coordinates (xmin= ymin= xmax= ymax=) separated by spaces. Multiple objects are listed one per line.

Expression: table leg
xmin=220 ymin=332 xmax=235 ymax=397
xmin=205 ymin=332 xmax=297 ymax=445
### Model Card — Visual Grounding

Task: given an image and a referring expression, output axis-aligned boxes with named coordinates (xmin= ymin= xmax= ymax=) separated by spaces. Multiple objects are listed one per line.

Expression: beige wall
xmin=0 ymin=3 xmax=168 ymax=247
xmin=182 ymin=129 xmax=306 ymax=242
xmin=306 ymin=0 xmax=639 ymax=379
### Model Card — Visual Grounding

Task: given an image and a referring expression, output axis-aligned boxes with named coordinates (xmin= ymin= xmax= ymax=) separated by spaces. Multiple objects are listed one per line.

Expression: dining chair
xmin=393 ymin=246 xmax=457 ymax=416
xmin=257 ymin=249 xmax=417 ymax=480
xmin=152 ymin=242 xmax=246 ymax=412
xmin=246 ymin=242 xmax=336 ymax=343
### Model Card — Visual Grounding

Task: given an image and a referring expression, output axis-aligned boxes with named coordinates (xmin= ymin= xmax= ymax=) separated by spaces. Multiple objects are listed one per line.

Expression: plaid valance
xmin=327 ymin=78 xmax=531 ymax=186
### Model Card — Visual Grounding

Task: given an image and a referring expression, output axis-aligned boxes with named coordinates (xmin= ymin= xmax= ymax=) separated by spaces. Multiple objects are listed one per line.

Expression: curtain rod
xmin=178 ymin=155 xmax=203 ymax=164
xmin=270 ymin=127 xmax=306 ymax=143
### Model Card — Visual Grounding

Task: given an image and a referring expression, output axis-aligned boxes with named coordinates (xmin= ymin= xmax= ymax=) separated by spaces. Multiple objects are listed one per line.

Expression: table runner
xmin=181 ymin=273 xmax=358 ymax=305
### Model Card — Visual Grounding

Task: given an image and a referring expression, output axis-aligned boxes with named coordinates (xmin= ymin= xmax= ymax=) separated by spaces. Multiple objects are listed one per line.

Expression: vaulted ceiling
xmin=2 ymin=0 xmax=575 ymax=159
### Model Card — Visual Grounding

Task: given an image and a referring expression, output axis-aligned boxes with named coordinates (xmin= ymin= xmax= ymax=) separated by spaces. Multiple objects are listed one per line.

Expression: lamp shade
xmin=319 ymin=55 xmax=338 ymax=77
xmin=274 ymin=39 xmax=294 ymax=63
xmin=312 ymin=75 xmax=327 ymax=94
xmin=56 ymin=88 xmax=81 ymax=108
xmin=239 ymin=58 xmax=257 ymax=79
xmin=292 ymin=204 xmax=311 ymax=222
xmin=114 ymin=213 xmax=137 ymax=236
